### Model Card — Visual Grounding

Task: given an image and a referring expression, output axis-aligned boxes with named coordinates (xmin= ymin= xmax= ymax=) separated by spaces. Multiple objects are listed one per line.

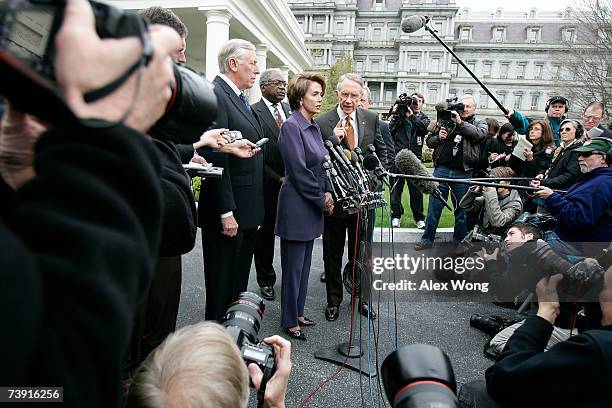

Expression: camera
xmin=381 ymin=344 xmax=457 ymax=408
xmin=388 ymin=92 xmax=418 ymax=118
xmin=461 ymin=225 xmax=502 ymax=254
xmin=0 ymin=0 xmax=217 ymax=144
xmin=470 ymin=314 xmax=518 ymax=336
xmin=436 ymin=97 xmax=465 ymax=129
xmin=220 ymin=292 xmax=276 ymax=393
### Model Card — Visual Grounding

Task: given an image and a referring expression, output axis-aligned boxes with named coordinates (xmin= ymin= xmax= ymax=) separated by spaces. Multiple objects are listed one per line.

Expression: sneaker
xmin=392 ymin=218 xmax=401 ymax=228
xmin=416 ymin=220 xmax=426 ymax=229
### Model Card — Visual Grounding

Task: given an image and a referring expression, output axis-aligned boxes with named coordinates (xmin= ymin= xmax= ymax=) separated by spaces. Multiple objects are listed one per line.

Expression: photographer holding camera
xmin=389 ymin=92 xmax=430 ymax=229
xmin=0 ymin=0 xmax=184 ymax=406
xmin=415 ymin=95 xmax=488 ymax=250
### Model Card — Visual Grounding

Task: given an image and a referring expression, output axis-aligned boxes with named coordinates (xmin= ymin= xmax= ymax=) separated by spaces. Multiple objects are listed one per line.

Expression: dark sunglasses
xmin=579 ymin=151 xmax=605 ymax=157
xmin=559 ymin=127 xmax=574 ymax=132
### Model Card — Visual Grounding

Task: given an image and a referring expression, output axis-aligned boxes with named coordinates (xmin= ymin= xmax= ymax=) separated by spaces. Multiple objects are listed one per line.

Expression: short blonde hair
xmin=127 ymin=322 xmax=249 ymax=408
xmin=287 ymin=72 xmax=326 ymax=111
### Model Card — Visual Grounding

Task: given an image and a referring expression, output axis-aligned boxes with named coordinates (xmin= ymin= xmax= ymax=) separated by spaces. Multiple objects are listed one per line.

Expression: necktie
xmin=272 ymin=103 xmax=284 ymax=128
xmin=239 ymin=93 xmax=250 ymax=110
xmin=345 ymin=115 xmax=355 ymax=150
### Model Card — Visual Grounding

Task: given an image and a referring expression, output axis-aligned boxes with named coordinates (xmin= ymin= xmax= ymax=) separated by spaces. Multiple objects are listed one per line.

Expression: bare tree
xmin=555 ymin=0 xmax=612 ymax=116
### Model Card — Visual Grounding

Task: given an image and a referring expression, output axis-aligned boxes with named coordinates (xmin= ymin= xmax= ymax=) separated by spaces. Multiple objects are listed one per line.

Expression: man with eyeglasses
xmin=315 ymin=73 xmax=387 ymax=322
xmin=251 ymin=69 xmax=292 ymax=301
xmin=581 ymin=101 xmax=612 ymax=140
xmin=535 ymin=137 xmax=612 ymax=256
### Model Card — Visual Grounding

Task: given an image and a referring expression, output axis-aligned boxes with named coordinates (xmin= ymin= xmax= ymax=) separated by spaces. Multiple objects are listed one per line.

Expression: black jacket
xmin=0 ymin=124 xmax=163 ymax=408
xmin=251 ymin=99 xmax=291 ymax=183
xmin=390 ymin=111 xmax=430 ymax=160
xmin=486 ymin=315 xmax=612 ymax=407
xmin=198 ymin=76 xmax=265 ymax=230
xmin=542 ymin=141 xmax=583 ymax=190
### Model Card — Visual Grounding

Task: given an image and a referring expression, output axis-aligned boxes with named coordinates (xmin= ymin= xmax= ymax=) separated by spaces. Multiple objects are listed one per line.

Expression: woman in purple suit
xmin=275 ymin=73 xmax=333 ymax=340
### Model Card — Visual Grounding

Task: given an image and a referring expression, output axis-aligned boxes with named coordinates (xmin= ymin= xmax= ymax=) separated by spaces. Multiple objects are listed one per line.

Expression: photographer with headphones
xmin=535 ymin=137 xmax=612 ymax=257
xmin=505 ymin=95 xmax=569 ymax=147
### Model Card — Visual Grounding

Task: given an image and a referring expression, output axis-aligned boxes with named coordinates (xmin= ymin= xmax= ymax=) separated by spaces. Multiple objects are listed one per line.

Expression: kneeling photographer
xmin=127 ymin=293 xmax=291 ymax=408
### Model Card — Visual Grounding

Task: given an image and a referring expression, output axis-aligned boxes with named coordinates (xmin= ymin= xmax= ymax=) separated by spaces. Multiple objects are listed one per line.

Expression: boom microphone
xmin=400 ymin=15 xmax=429 ymax=34
xmin=395 ymin=149 xmax=453 ymax=211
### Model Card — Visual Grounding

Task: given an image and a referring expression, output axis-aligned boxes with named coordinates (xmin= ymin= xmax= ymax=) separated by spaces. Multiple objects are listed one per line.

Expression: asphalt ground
xmin=177 ymin=230 xmax=512 ymax=408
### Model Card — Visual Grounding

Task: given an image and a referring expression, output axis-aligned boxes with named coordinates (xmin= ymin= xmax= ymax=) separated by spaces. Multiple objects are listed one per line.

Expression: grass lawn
xmin=375 ymin=186 xmax=455 ymax=228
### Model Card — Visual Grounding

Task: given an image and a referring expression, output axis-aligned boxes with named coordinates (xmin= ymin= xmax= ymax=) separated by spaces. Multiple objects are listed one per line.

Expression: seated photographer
xmin=1 ymin=0 xmax=183 ymax=406
xmin=126 ymin=322 xmax=291 ymax=408
xmin=534 ymin=137 xmax=612 ymax=257
xmin=460 ymin=266 xmax=612 ymax=408
xmin=460 ymin=166 xmax=522 ymax=236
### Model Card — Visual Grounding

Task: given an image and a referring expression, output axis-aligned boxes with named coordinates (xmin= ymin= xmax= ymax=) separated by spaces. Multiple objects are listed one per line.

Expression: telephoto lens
xmin=381 ymin=344 xmax=457 ymax=408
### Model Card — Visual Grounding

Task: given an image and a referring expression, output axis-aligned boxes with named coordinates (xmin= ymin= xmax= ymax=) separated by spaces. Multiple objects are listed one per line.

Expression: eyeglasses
xmin=560 ymin=127 xmax=574 ymax=133
xmin=339 ymin=92 xmax=361 ymax=101
xmin=582 ymin=115 xmax=602 ymax=121
xmin=262 ymin=80 xmax=287 ymax=87
xmin=579 ymin=151 xmax=605 ymax=157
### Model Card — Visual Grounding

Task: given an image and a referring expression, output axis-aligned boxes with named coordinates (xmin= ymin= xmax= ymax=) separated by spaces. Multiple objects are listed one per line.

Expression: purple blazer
xmin=275 ymin=110 xmax=330 ymax=241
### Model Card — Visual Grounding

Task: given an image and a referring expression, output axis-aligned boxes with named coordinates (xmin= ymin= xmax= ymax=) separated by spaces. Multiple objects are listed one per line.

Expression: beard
xmin=579 ymin=162 xmax=592 ymax=173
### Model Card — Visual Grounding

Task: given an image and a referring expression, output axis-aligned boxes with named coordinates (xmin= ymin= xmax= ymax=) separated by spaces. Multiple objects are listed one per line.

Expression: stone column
xmin=249 ymin=44 xmax=268 ymax=103
xmin=380 ymin=82 xmax=385 ymax=103
xmin=204 ymin=10 xmax=231 ymax=81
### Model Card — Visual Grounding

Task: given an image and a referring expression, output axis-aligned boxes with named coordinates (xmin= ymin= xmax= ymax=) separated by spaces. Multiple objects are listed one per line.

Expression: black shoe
xmin=325 ymin=306 xmax=339 ymax=321
xmin=360 ymin=303 xmax=377 ymax=320
xmin=320 ymin=272 xmax=326 ymax=282
xmin=260 ymin=286 xmax=275 ymax=301
xmin=414 ymin=241 xmax=433 ymax=251
xmin=284 ymin=327 xmax=306 ymax=341
xmin=298 ymin=316 xmax=316 ymax=327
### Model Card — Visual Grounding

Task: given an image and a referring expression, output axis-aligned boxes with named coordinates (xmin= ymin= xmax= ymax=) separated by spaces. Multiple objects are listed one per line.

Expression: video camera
xmin=381 ymin=344 xmax=457 ymax=408
xmin=388 ymin=92 xmax=418 ymax=118
xmin=436 ymin=97 xmax=465 ymax=129
xmin=220 ymin=292 xmax=275 ymax=400
xmin=461 ymin=225 xmax=502 ymax=254
xmin=0 ymin=0 xmax=217 ymax=144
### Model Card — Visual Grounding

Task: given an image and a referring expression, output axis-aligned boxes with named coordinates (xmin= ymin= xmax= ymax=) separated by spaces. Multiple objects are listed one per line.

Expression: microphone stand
xmin=421 ymin=20 xmax=509 ymax=115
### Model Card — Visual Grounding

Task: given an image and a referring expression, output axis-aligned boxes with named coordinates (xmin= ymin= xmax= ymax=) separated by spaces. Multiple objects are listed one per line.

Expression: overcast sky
xmin=454 ymin=0 xmax=572 ymax=11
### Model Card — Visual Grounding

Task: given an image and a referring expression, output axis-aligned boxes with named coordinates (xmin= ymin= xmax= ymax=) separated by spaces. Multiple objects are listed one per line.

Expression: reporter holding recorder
xmin=275 ymin=73 xmax=333 ymax=340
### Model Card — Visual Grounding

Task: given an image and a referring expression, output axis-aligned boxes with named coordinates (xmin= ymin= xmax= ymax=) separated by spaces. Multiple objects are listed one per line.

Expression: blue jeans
xmin=421 ymin=165 xmax=471 ymax=245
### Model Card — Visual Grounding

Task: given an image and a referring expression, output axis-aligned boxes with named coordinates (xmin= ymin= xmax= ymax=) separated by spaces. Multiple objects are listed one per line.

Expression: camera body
xmin=436 ymin=97 xmax=465 ymax=129
xmin=461 ymin=225 xmax=502 ymax=254
xmin=388 ymin=92 xmax=418 ymax=118
xmin=0 ymin=0 xmax=217 ymax=144
xmin=220 ymin=292 xmax=275 ymax=390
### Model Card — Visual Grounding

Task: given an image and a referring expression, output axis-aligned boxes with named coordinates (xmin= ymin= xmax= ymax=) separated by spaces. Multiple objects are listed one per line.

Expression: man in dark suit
xmin=198 ymin=39 xmax=265 ymax=321
xmin=316 ymin=73 xmax=387 ymax=322
xmin=252 ymin=69 xmax=291 ymax=301
xmin=361 ymin=86 xmax=394 ymax=169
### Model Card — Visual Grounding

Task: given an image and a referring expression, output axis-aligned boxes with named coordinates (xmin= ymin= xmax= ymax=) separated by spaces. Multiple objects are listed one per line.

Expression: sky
xmin=454 ymin=0 xmax=573 ymax=11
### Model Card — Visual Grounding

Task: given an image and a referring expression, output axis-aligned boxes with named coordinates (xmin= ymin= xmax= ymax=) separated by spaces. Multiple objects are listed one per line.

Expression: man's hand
xmin=450 ymin=110 xmax=462 ymax=125
xmin=193 ymin=128 xmax=230 ymax=149
xmin=0 ymin=103 xmax=47 ymax=190
xmin=334 ymin=120 xmax=346 ymax=141
xmin=221 ymin=215 xmax=238 ymax=237
xmin=405 ymin=107 xmax=414 ymax=118
xmin=536 ymin=274 xmax=563 ymax=324
xmin=439 ymin=127 xmax=448 ymax=141
xmin=535 ymin=186 xmax=554 ymax=199
xmin=489 ymin=152 xmax=499 ymax=162
xmin=504 ymin=108 xmax=515 ymax=119
xmin=55 ymin=0 xmax=181 ymax=132
xmin=483 ymin=186 xmax=496 ymax=193
xmin=219 ymin=139 xmax=261 ymax=158
xmin=323 ymin=192 xmax=334 ymax=215
xmin=190 ymin=153 xmax=208 ymax=166
xmin=248 ymin=335 xmax=291 ymax=408
xmin=477 ymin=247 xmax=500 ymax=263
xmin=529 ymin=174 xmax=543 ymax=189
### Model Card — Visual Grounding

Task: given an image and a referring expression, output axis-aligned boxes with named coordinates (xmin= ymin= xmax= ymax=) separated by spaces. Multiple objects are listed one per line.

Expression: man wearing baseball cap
xmin=505 ymin=95 xmax=569 ymax=147
xmin=535 ymin=137 xmax=612 ymax=256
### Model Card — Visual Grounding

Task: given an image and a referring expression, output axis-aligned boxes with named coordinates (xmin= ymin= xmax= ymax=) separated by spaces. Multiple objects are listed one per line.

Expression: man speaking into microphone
xmin=414 ymin=95 xmax=487 ymax=250
xmin=316 ymin=73 xmax=386 ymax=322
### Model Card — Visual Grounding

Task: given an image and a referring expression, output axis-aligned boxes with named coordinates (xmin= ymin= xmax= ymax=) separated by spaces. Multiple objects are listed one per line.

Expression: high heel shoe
xmin=283 ymin=327 xmax=306 ymax=341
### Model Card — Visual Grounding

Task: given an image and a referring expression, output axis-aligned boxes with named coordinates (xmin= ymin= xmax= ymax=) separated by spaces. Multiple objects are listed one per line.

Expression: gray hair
xmin=127 ymin=322 xmax=249 ymax=408
xmin=336 ymin=73 xmax=364 ymax=91
xmin=218 ymin=39 xmax=256 ymax=74
xmin=461 ymin=94 xmax=476 ymax=107
xmin=362 ymin=86 xmax=373 ymax=104
xmin=259 ymin=68 xmax=283 ymax=84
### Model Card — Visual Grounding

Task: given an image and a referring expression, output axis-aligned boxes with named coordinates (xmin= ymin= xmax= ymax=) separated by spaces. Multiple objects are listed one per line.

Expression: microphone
xmin=434 ymin=102 xmax=448 ymax=112
xmin=394 ymin=149 xmax=453 ymax=211
xmin=400 ymin=15 xmax=429 ymax=34
xmin=363 ymin=144 xmax=391 ymax=188
xmin=350 ymin=151 xmax=370 ymax=190
xmin=323 ymin=160 xmax=346 ymax=199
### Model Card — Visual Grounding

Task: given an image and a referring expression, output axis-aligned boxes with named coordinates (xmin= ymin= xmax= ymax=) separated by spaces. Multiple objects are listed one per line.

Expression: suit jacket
xmin=198 ymin=76 xmax=265 ymax=230
xmin=379 ymin=120 xmax=394 ymax=169
xmin=251 ymin=100 xmax=292 ymax=183
xmin=275 ymin=111 xmax=331 ymax=241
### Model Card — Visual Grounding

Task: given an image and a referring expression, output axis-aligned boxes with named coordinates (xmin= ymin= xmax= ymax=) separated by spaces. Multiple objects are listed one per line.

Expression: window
xmin=371 ymin=59 xmax=380 ymax=72
xmin=451 ymin=62 xmax=458 ymax=77
xmin=355 ymin=61 xmax=364 ymax=72
xmin=409 ymin=57 xmax=419 ymax=72
xmin=434 ymin=21 xmax=443 ymax=34
xmin=479 ymin=95 xmax=489 ymax=109
xmin=387 ymin=60 xmax=396 ymax=72
xmin=483 ymin=62 xmax=492 ymax=78
xmin=494 ymin=28 xmax=505 ymax=42
xmin=315 ymin=21 xmax=324 ymax=34
xmin=460 ymin=28 xmax=471 ymax=41
xmin=373 ymin=28 xmax=382 ymax=41
xmin=385 ymin=90 xmax=394 ymax=102
xmin=498 ymin=92 xmax=507 ymax=106
xmin=431 ymin=58 xmax=440 ymax=73
xmin=466 ymin=61 xmax=476 ymax=77
xmin=534 ymin=64 xmax=544 ymax=79
xmin=427 ymin=87 xmax=439 ymax=103
xmin=563 ymin=28 xmax=576 ymax=43
xmin=357 ymin=27 xmax=366 ymax=40
xmin=514 ymin=94 xmax=523 ymax=110
xmin=374 ymin=0 xmax=384 ymax=10
xmin=517 ymin=64 xmax=526 ymax=79
xmin=530 ymin=94 xmax=540 ymax=110
xmin=371 ymin=88 xmax=380 ymax=102
xmin=389 ymin=27 xmax=397 ymax=40
xmin=527 ymin=28 xmax=540 ymax=43
xmin=500 ymin=63 xmax=509 ymax=79
xmin=336 ymin=21 xmax=345 ymax=35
